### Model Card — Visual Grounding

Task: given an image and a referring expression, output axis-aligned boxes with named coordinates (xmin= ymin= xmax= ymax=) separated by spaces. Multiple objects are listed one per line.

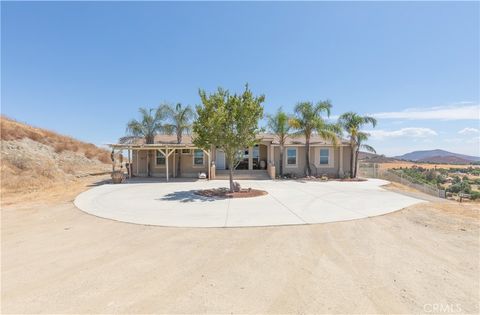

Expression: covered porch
xmin=213 ymin=142 xmax=276 ymax=179
xmin=109 ymin=143 xmax=214 ymax=182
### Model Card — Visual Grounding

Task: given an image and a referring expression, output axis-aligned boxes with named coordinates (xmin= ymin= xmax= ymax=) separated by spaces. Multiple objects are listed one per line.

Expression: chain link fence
xmin=359 ymin=163 xmax=446 ymax=199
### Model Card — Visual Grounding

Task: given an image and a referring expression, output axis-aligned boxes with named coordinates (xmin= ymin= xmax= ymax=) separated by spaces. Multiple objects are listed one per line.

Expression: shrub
xmin=470 ymin=191 xmax=480 ymax=200
xmin=447 ymin=181 xmax=471 ymax=194
xmin=9 ymin=155 xmax=28 ymax=170
xmin=54 ymin=143 xmax=67 ymax=153
xmin=84 ymin=149 xmax=95 ymax=159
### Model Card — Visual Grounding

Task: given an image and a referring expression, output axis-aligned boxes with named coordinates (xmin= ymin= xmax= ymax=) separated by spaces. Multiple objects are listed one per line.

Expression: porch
xmin=213 ymin=143 xmax=276 ymax=179
xmin=109 ymin=143 xmax=214 ymax=182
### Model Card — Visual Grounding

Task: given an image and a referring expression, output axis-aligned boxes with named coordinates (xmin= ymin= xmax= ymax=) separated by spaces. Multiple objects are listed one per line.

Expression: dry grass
xmin=1 ymin=116 xmax=111 ymax=163
xmin=377 ymin=161 xmax=480 ymax=170
xmin=1 ymin=116 xmax=112 ymax=199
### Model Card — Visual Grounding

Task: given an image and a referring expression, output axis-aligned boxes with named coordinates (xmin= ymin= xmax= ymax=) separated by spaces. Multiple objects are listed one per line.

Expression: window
xmin=193 ymin=149 xmax=204 ymax=166
xmin=156 ymin=151 xmax=166 ymax=166
xmin=182 ymin=149 xmax=191 ymax=154
xmin=319 ymin=148 xmax=329 ymax=165
xmin=286 ymin=148 xmax=297 ymax=166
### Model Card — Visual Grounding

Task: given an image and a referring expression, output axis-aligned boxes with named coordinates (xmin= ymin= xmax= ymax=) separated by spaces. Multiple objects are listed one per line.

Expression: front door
xmin=215 ymin=149 xmax=226 ymax=170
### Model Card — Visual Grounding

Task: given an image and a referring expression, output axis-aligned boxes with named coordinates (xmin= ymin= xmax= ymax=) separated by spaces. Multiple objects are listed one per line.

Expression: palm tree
xmin=266 ymin=108 xmax=292 ymax=177
xmin=354 ymin=131 xmax=376 ymax=178
xmin=290 ymin=101 xmax=340 ymax=176
xmin=126 ymin=107 xmax=164 ymax=176
xmin=159 ymin=103 xmax=194 ymax=176
xmin=338 ymin=112 xmax=377 ymax=178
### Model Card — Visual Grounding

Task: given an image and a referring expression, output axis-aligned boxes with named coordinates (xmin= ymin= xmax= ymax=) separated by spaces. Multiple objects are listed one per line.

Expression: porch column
xmin=248 ymin=146 xmax=253 ymax=170
xmin=146 ymin=149 xmax=149 ymax=177
xmin=128 ymin=149 xmax=132 ymax=178
xmin=165 ymin=147 xmax=169 ymax=182
xmin=201 ymin=149 xmax=211 ymax=180
xmin=173 ymin=149 xmax=176 ymax=178
xmin=136 ymin=150 xmax=139 ymax=176
xmin=339 ymin=146 xmax=344 ymax=176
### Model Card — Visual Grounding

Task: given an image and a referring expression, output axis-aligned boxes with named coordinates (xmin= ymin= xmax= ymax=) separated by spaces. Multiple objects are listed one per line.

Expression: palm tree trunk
xmin=350 ymin=142 xmax=355 ymax=178
xmin=354 ymin=149 xmax=360 ymax=178
xmin=177 ymin=133 xmax=182 ymax=177
xmin=279 ymin=144 xmax=284 ymax=177
xmin=305 ymin=137 xmax=311 ymax=176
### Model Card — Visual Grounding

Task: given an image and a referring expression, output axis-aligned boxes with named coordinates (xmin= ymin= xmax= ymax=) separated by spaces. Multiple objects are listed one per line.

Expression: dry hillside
xmin=1 ymin=116 xmax=112 ymax=199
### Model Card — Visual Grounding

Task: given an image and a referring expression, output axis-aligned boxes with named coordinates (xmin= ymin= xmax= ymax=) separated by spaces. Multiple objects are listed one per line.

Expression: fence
xmin=359 ymin=163 xmax=446 ymax=199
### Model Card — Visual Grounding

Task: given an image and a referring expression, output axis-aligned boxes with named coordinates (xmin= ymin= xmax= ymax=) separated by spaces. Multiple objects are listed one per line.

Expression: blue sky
xmin=2 ymin=1 xmax=479 ymax=156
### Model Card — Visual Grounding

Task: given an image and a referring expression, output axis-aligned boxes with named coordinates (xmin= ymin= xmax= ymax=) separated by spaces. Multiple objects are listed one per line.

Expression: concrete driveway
xmin=74 ymin=179 xmax=425 ymax=227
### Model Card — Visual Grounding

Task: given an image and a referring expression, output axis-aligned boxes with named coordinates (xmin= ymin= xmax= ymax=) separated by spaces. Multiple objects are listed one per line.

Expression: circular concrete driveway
xmin=74 ymin=179 xmax=425 ymax=227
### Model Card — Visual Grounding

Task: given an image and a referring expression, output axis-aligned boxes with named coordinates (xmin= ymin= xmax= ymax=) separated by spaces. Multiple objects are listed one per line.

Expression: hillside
xmin=417 ymin=155 xmax=474 ymax=164
xmin=1 ymin=116 xmax=112 ymax=197
xmin=395 ymin=149 xmax=480 ymax=163
xmin=358 ymin=151 xmax=400 ymax=163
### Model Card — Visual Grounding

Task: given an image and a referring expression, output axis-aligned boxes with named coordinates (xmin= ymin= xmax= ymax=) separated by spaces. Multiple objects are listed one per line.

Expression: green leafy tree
xmin=338 ymin=112 xmax=377 ymax=178
xmin=160 ymin=102 xmax=194 ymax=176
xmin=290 ymin=101 xmax=340 ymax=176
xmin=193 ymin=85 xmax=265 ymax=192
xmin=266 ymin=108 xmax=292 ymax=177
xmin=126 ymin=107 xmax=164 ymax=176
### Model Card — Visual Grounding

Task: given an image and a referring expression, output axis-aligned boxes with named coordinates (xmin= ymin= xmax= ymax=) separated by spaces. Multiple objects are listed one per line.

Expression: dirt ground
xmin=1 ymin=177 xmax=479 ymax=314
xmin=377 ymin=161 xmax=480 ymax=170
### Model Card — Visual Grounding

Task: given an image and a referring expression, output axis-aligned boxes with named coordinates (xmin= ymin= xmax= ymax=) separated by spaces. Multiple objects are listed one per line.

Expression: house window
xmin=286 ymin=148 xmax=297 ymax=166
xmin=156 ymin=151 xmax=166 ymax=166
xmin=319 ymin=148 xmax=329 ymax=165
xmin=193 ymin=149 xmax=204 ymax=166
xmin=182 ymin=149 xmax=191 ymax=154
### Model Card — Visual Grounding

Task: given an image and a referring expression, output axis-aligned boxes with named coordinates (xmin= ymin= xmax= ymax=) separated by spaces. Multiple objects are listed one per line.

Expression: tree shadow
xmin=157 ymin=190 xmax=224 ymax=203
xmin=87 ymin=178 xmax=112 ymax=187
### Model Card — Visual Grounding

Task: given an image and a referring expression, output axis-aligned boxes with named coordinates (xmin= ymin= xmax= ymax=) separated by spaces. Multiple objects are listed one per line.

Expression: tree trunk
xmin=227 ymin=154 xmax=235 ymax=192
xmin=177 ymin=134 xmax=182 ymax=177
xmin=354 ymin=149 xmax=360 ymax=178
xmin=229 ymin=166 xmax=234 ymax=193
xmin=350 ymin=142 xmax=355 ymax=178
xmin=305 ymin=138 xmax=311 ymax=176
xmin=279 ymin=144 xmax=284 ymax=177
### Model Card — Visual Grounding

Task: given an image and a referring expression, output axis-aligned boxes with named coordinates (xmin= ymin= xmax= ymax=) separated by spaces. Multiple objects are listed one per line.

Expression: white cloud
xmin=458 ymin=127 xmax=480 ymax=135
xmin=371 ymin=103 xmax=479 ymax=120
xmin=368 ymin=127 xmax=438 ymax=139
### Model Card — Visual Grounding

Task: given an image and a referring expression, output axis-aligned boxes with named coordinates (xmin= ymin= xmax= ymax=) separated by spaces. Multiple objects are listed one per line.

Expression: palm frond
xmin=361 ymin=144 xmax=376 ymax=153
xmin=363 ymin=115 xmax=377 ymax=127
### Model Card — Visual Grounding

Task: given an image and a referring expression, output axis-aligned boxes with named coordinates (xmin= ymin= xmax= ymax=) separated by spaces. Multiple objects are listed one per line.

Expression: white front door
xmin=215 ymin=149 xmax=226 ymax=170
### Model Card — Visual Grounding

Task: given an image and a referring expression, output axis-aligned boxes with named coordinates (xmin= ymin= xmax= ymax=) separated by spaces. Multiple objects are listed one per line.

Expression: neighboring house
xmin=109 ymin=133 xmax=352 ymax=180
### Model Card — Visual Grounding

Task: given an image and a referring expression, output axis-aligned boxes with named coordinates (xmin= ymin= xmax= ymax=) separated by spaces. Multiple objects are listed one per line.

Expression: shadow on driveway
xmin=157 ymin=190 xmax=223 ymax=203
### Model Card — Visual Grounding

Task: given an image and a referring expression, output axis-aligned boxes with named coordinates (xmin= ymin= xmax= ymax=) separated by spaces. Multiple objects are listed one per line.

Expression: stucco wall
xmin=131 ymin=145 xmax=352 ymax=178
xmin=274 ymin=145 xmax=351 ymax=177
xmin=132 ymin=149 xmax=207 ymax=178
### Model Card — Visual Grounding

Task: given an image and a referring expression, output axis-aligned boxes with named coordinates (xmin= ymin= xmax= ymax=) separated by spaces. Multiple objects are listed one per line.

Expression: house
xmin=109 ymin=133 xmax=352 ymax=180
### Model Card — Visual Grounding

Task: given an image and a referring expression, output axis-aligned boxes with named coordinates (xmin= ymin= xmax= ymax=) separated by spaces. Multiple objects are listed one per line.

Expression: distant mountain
xmin=358 ymin=151 xmax=399 ymax=163
xmin=394 ymin=149 xmax=480 ymax=164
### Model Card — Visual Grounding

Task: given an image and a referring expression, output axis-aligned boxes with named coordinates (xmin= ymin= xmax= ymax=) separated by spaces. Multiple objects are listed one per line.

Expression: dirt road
xmin=2 ymin=178 xmax=479 ymax=314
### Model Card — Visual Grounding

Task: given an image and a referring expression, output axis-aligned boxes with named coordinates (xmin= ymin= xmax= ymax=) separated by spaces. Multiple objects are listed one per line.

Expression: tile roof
xmin=125 ymin=133 xmax=348 ymax=146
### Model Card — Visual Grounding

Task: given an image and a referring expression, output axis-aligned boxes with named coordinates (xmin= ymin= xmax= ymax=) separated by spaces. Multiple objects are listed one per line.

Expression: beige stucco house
xmin=109 ymin=133 xmax=352 ymax=180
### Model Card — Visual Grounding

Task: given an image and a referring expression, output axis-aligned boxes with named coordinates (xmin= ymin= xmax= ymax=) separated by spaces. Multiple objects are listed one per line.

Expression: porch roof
xmin=110 ymin=133 xmax=349 ymax=148
xmin=108 ymin=143 xmax=200 ymax=150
